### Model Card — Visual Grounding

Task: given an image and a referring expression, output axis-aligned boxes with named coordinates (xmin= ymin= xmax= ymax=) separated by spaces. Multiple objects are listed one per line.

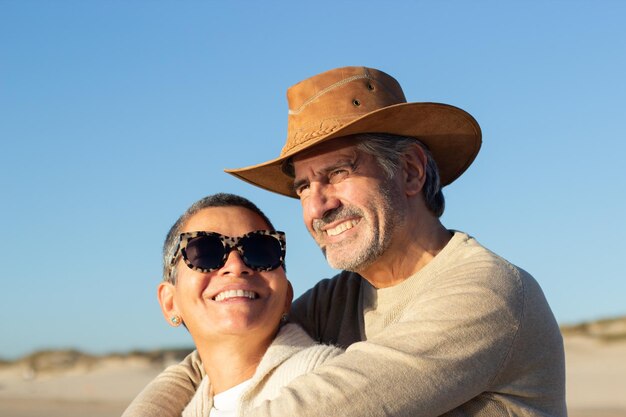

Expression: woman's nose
xmin=219 ymin=249 xmax=253 ymax=276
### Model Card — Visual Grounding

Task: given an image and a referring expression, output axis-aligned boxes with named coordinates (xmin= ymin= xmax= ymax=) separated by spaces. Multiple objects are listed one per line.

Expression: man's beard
xmin=312 ymin=181 xmax=401 ymax=272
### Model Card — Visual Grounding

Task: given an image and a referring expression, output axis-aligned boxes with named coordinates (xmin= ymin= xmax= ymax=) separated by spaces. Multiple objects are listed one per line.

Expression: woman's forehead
xmin=182 ymin=206 xmax=270 ymax=235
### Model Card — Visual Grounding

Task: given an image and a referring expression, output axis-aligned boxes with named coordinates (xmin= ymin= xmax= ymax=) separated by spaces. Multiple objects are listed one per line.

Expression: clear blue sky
xmin=1 ymin=1 xmax=625 ymax=360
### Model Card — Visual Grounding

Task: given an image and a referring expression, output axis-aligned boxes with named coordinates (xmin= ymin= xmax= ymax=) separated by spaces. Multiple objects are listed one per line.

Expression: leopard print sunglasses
xmin=170 ymin=230 xmax=286 ymax=273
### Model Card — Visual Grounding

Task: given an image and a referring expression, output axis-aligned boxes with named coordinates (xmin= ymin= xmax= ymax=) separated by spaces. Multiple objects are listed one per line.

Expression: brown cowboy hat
xmin=225 ymin=66 xmax=481 ymax=198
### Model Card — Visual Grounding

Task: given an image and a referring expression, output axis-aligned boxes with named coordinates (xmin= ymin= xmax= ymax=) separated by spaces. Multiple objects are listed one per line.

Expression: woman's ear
xmin=402 ymin=143 xmax=427 ymax=197
xmin=157 ymin=282 xmax=180 ymax=327
xmin=284 ymin=280 xmax=294 ymax=313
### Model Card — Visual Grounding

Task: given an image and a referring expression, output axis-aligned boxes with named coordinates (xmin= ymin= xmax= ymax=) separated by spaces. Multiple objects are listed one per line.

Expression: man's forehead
xmin=292 ymin=135 xmax=360 ymax=167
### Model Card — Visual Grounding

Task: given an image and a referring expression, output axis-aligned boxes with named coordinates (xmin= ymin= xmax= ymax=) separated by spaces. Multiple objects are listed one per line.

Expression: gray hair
xmin=355 ymin=133 xmax=445 ymax=217
xmin=162 ymin=193 xmax=276 ymax=284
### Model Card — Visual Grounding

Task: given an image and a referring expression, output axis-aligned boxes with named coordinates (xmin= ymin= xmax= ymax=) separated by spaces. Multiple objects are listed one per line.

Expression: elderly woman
xmin=151 ymin=193 xmax=341 ymax=417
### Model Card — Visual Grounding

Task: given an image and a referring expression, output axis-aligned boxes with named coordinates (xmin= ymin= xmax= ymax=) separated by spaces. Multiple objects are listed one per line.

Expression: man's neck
xmin=359 ymin=220 xmax=452 ymax=289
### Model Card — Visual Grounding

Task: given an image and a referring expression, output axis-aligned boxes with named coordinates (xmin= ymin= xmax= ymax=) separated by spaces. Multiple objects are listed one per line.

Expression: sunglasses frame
xmin=171 ymin=230 xmax=286 ymax=273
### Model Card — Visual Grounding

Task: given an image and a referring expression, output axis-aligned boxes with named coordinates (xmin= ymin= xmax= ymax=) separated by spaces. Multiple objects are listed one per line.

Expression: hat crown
xmin=283 ymin=66 xmax=407 ymax=156
xmin=225 ymin=65 xmax=481 ymax=199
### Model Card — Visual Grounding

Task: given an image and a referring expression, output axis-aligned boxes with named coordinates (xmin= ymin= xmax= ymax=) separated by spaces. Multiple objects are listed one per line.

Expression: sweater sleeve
xmin=121 ymin=350 xmax=204 ymax=417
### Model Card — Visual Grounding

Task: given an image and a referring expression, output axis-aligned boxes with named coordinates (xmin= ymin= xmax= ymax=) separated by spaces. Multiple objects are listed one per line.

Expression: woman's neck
xmin=195 ymin=333 xmax=274 ymax=395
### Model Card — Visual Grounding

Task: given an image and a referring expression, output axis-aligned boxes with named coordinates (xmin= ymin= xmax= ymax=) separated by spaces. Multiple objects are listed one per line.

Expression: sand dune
xmin=1 ymin=318 xmax=625 ymax=417
xmin=562 ymin=317 xmax=626 ymax=417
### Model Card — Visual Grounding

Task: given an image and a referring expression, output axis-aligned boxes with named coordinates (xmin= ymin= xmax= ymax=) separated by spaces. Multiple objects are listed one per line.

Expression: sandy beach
xmin=565 ymin=336 xmax=626 ymax=417
xmin=0 ymin=353 xmax=165 ymax=417
xmin=1 ymin=320 xmax=625 ymax=417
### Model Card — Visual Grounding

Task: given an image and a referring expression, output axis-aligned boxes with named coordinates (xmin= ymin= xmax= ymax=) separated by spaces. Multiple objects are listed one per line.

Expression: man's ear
xmin=157 ymin=282 xmax=179 ymax=326
xmin=402 ymin=143 xmax=427 ymax=197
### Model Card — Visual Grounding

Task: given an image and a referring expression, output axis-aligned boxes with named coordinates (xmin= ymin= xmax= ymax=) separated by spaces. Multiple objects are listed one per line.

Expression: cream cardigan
xmin=181 ymin=324 xmax=342 ymax=417
xmin=123 ymin=231 xmax=566 ymax=417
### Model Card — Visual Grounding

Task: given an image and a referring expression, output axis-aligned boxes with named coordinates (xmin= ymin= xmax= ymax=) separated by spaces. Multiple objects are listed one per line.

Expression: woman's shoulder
xmin=257 ymin=324 xmax=343 ymax=379
xmin=244 ymin=324 xmax=343 ymax=408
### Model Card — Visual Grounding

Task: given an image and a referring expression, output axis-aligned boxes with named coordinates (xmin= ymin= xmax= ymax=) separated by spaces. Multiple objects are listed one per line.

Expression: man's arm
xmin=247 ymin=267 xmax=565 ymax=417
xmin=122 ymin=350 xmax=204 ymax=417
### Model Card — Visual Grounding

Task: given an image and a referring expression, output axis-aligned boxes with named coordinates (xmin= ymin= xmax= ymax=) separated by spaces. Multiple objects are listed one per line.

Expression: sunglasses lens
xmin=241 ymin=234 xmax=283 ymax=270
xmin=184 ymin=235 xmax=225 ymax=271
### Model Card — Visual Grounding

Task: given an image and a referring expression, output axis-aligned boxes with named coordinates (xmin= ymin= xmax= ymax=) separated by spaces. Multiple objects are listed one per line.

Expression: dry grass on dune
xmin=561 ymin=316 xmax=626 ymax=342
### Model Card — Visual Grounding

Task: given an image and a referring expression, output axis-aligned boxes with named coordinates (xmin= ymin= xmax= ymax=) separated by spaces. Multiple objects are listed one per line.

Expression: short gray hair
xmin=162 ymin=193 xmax=276 ymax=284
xmin=354 ymin=133 xmax=444 ymax=217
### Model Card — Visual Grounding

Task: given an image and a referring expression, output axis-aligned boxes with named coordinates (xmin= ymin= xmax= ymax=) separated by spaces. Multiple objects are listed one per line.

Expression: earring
xmin=280 ymin=313 xmax=289 ymax=324
xmin=170 ymin=315 xmax=182 ymax=327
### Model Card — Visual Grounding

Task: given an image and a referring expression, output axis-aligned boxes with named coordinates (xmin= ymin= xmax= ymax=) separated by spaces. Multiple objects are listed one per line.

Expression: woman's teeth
xmin=214 ymin=289 xmax=258 ymax=302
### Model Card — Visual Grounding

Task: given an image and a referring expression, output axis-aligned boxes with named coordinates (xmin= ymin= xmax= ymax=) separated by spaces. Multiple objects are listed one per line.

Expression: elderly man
xmin=124 ymin=67 xmax=566 ymax=417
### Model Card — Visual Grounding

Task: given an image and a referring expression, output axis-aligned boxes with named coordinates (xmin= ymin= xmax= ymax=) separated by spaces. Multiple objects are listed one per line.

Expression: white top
xmin=209 ymin=380 xmax=253 ymax=417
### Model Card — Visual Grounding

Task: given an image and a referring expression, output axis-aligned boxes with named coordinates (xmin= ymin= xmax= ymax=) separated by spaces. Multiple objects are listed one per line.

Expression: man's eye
xmin=295 ymin=184 xmax=310 ymax=197
xmin=329 ymin=169 xmax=348 ymax=183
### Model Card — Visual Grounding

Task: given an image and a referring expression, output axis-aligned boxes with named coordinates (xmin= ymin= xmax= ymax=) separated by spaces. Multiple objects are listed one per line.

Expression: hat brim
xmin=225 ymin=102 xmax=481 ymax=198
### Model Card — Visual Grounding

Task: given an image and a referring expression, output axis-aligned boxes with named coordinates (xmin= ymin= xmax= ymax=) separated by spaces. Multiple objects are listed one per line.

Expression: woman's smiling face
xmin=161 ymin=205 xmax=291 ymax=346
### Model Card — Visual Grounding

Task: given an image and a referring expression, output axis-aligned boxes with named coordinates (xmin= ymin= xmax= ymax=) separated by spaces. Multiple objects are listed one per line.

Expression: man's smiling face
xmin=293 ymin=136 xmax=405 ymax=272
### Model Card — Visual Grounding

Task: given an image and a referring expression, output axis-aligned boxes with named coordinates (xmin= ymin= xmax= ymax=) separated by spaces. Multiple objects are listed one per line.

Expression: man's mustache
xmin=312 ymin=206 xmax=363 ymax=233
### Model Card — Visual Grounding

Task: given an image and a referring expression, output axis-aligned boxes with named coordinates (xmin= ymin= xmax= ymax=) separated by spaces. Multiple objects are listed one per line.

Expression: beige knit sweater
xmin=123 ymin=231 xmax=567 ymax=417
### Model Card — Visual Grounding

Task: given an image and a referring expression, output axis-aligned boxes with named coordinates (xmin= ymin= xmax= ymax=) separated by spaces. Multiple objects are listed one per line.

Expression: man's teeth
xmin=214 ymin=290 xmax=258 ymax=302
xmin=326 ymin=220 xmax=359 ymax=237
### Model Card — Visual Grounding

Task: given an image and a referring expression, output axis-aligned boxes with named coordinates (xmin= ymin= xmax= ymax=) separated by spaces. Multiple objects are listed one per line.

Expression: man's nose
xmin=219 ymin=249 xmax=252 ymax=276
xmin=304 ymin=183 xmax=341 ymax=222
